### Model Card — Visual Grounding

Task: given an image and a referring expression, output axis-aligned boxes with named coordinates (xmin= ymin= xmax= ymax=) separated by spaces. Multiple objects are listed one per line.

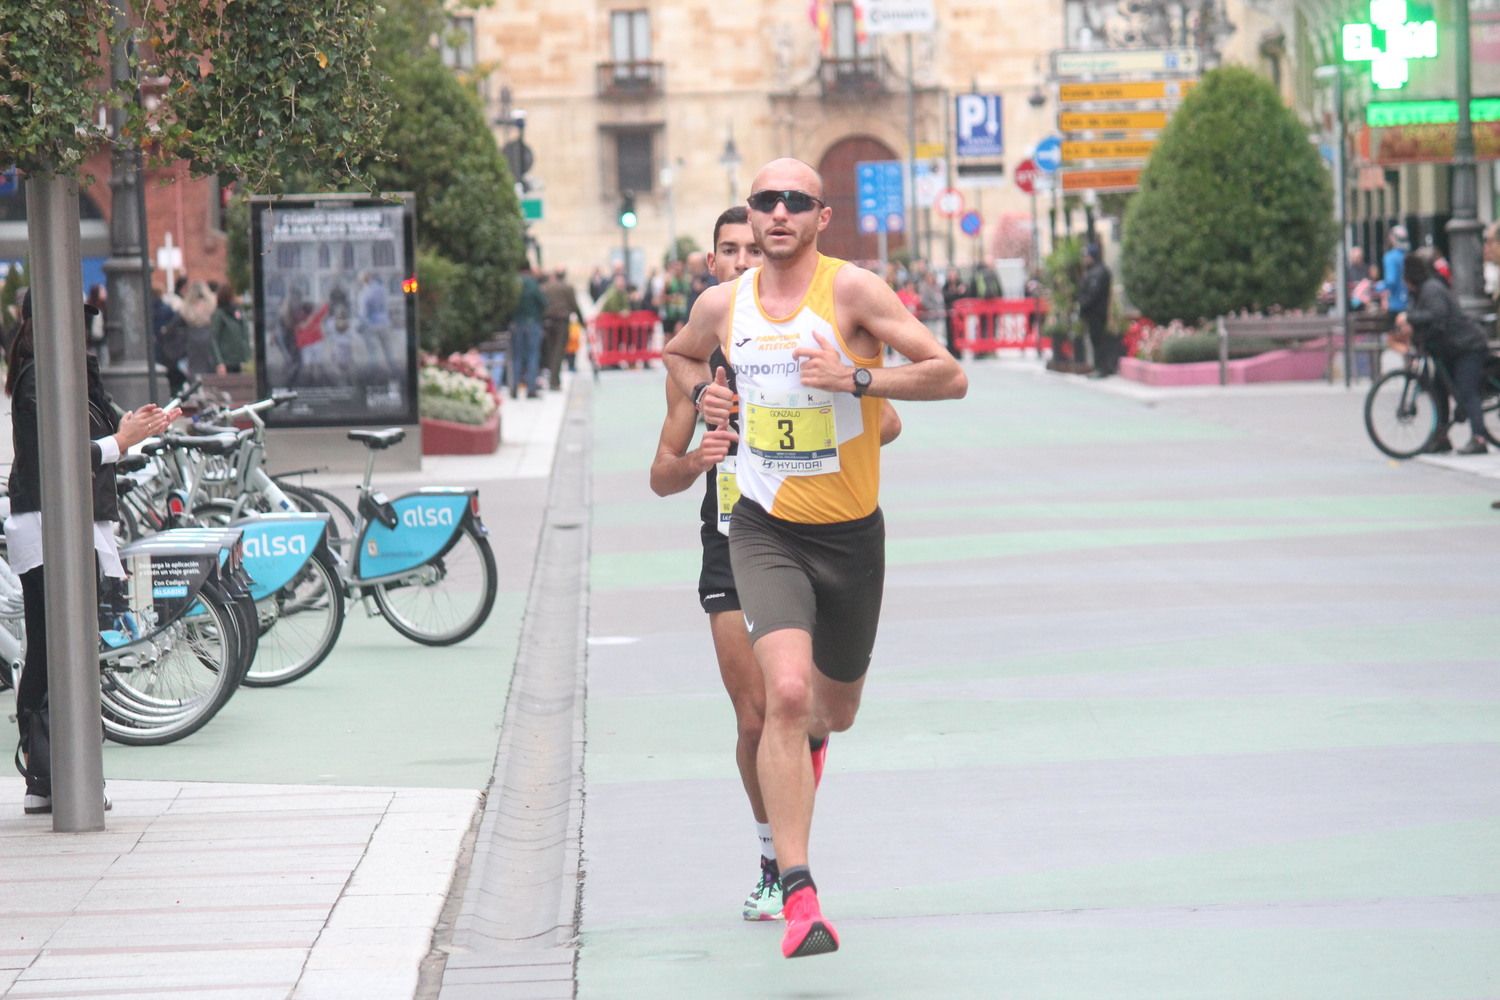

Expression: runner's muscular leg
xmin=808 ymin=669 xmax=865 ymax=741
xmin=754 ymin=626 xmax=818 ymax=870
xmin=709 ymin=610 xmax=767 ymax=822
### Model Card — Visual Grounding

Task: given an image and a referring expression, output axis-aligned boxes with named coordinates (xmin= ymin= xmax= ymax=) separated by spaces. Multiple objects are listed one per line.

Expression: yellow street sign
xmin=915 ymin=142 xmax=946 ymax=159
xmin=1058 ymin=109 xmax=1170 ymax=132
xmin=1062 ymin=139 xmax=1157 ymax=162
xmin=1058 ymin=80 xmax=1195 ymax=105
xmin=1060 ymin=167 xmax=1143 ymax=192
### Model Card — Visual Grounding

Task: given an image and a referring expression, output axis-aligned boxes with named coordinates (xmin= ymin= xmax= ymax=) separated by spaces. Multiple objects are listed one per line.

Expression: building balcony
xmin=597 ymin=61 xmax=664 ymax=100
xmin=818 ymin=55 xmax=890 ymax=99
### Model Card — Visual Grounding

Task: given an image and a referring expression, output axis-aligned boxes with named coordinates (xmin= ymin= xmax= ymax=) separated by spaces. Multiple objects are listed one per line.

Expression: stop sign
xmin=1015 ymin=159 xmax=1039 ymax=195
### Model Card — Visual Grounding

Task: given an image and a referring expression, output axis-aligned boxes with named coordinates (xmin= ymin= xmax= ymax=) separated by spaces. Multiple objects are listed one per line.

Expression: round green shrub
xmin=1122 ymin=66 xmax=1335 ymax=324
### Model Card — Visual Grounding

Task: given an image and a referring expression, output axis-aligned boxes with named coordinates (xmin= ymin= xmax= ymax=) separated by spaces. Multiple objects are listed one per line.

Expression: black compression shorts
xmin=698 ymin=523 xmax=740 ymax=613
xmin=727 ymin=498 xmax=885 ymax=683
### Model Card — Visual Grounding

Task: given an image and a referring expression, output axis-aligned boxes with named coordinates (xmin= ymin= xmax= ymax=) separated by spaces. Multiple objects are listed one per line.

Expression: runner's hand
xmin=695 ymin=426 xmax=738 ymax=471
xmin=699 ymin=366 xmax=736 ymax=425
xmin=792 ymin=333 xmax=852 ymax=393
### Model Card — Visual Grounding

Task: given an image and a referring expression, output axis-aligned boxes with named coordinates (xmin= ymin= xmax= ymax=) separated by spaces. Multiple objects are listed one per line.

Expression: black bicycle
xmin=1364 ymin=350 xmax=1500 ymax=458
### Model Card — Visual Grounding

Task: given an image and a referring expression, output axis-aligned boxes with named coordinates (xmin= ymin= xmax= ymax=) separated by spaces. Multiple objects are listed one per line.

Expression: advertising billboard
xmin=250 ymin=195 xmax=418 ymax=427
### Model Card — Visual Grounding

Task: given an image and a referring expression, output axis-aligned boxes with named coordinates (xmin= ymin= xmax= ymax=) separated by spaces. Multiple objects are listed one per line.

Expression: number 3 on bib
xmin=744 ymin=389 xmax=840 ymax=476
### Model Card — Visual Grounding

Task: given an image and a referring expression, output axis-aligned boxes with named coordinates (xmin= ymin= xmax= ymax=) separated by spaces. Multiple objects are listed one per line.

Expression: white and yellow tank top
xmin=725 ymin=254 xmax=882 ymax=525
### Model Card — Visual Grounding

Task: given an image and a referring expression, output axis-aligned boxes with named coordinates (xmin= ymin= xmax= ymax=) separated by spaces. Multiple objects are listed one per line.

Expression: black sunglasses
xmin=748 ymin=190 xmax=825 ymax=214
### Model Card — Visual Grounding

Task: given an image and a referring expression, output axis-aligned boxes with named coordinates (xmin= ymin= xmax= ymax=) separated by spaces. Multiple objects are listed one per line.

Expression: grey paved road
xmin=580 ymin=362 xmax=1500 ymax=999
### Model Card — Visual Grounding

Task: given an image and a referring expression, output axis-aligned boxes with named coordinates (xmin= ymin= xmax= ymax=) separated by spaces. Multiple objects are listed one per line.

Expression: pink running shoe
xmin=811 ymin=737 xmax=829 ymax=788
xmin=780 ymin=887 xmax=840 ymax=958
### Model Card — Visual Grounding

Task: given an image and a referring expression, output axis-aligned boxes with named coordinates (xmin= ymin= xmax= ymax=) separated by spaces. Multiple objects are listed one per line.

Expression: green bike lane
xmin=579 ymin=364 xmax=1500 ymax=999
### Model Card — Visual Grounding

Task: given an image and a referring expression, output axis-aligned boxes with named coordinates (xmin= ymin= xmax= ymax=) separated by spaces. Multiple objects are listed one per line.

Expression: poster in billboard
xmin=250 ymin=195 xmax=418 ymax=427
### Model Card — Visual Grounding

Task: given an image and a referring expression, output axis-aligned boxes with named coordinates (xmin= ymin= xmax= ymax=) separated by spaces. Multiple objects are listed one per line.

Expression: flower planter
xmin=421 ymin=412 xmax=500 ymax=455
xmin=1119 ymin=344 xmax=1330 ymax=387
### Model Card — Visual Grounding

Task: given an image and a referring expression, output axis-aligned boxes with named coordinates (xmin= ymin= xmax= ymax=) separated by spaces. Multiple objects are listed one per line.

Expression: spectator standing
xmin=598 ymin=273 xmax=631 ymax=315
xmin=6 ymin=289 xmax=177 ymax=814
xmin=84 ymin=284 xmax=107 ymax=349
xmin=512 ymin=263 xmax=548 ymax=399
xmin=685 ymin=251 xmax=716 ymax=314
xmin=1398 ymin=253 xmax=1490 ymax=455
xmin=1345 ymin=246 xmax=1366 ymax=290
xmin=211 ymin=285 xmax=251 ymax=374
xmin=542 ymin=268 xmax=584 ymax=391
xmin=1381 ymin=225 xmax=1410 ymax=313
xmin=917 ymin=269 xmax=946 ymax=344
xmin=170 ymin=281 xmax=225 ymax=378
xmin=588 ymin=266 xmax=611 ymax=303
xmin=1078 ymin=243 xmax=1116 ymax=378
xmin=970 ymin=259 xmax=1001 ymax=299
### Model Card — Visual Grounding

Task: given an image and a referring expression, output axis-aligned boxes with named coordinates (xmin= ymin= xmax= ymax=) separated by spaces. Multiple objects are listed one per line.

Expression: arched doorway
xmin=817 ymin=136 xmax=904 ymax=263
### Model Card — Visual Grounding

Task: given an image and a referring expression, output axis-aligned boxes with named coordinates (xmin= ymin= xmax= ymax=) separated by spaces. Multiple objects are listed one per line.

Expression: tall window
xmin=615 ymin=129 xmax=654 ymax=194
xmin=832 ymin=2 xmax=870 ymax=59
xmin=441 ymin=15 xmax=476 ymax=71
xmin=610 ymin=9 xmax=651 ymax=69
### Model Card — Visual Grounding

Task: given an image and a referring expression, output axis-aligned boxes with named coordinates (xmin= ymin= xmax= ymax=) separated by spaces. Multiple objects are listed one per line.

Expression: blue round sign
xmin=960 ymin=211 xmax=983 ymax=236
xmin=1034 ymin=135 xmax=1063 ymax=173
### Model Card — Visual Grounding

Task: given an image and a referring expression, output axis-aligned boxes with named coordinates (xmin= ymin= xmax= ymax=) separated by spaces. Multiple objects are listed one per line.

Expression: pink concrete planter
xmin=421 ymin=413 xmax=500 ymax=455
xmin=1120 ymin=344 xmax=1330 ymax=387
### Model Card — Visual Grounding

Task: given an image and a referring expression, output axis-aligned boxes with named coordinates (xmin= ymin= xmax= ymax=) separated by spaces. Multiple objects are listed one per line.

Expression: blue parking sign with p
xmin=955 ymin=94 xmax=1003 ymax=158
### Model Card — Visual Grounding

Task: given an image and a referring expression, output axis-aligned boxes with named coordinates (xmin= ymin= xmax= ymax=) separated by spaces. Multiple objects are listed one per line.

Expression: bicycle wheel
xmin=242 ymin=550 xmax=346 ymax=687
xmin=1365 ymin=369 xmax=1439 ymax=459
xmin=371 ymin=524 xmax=497 ymax=646
xmin=101 ymin=583 xmax=242 ymax=746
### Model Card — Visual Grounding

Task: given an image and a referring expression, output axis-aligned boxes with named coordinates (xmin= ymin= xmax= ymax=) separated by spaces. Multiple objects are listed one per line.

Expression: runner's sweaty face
xmin=748 ymin=161 xmax=829 ymax=262
xmin=708 ymin=223 xmax=763 ymax=282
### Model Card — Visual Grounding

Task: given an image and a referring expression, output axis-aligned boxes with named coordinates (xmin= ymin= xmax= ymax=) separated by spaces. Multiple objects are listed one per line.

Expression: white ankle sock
xmin=756 ymin=822 xmax=775 ymax=861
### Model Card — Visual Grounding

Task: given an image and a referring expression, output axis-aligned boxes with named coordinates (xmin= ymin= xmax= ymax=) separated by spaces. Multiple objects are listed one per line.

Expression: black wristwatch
xmin=690 ymin=381 xmax=711 ymax=410
xmin=851 ymin=367 xmax=873 ymax=397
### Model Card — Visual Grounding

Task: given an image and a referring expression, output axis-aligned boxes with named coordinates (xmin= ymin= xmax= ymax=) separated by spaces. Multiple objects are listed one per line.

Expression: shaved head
xmin=751 ymin=158 xmax=824 ymax=199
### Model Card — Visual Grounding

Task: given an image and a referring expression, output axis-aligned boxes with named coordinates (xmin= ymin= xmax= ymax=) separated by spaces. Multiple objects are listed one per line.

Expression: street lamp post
xmin=1316 ymin=63 xmax=1352 ymax=386
xmin=1447 ymin=0 xmax=1485 ymax=320
xmin=719 ymin=128 xmax=742 ymax=207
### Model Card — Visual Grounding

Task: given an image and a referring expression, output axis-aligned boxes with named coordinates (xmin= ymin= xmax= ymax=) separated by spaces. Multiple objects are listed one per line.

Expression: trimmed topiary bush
xmin=1122 ymin=66 xmax=1335 ymax=324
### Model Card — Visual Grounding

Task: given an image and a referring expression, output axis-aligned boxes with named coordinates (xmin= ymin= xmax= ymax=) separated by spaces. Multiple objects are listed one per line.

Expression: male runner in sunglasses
xmin=651 ymin=207 xmax=902 ymax=925
xmin=664 ymin=159 xmax=967 ymax=959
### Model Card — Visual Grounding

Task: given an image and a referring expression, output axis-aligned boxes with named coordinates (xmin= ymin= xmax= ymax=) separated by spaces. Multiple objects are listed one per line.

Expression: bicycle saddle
xmin=161 ymin=431 xmax=245 ymax=455
xmin=347 ymin=428 xmax=407 ymax=450
xmin=116 ymin=453 xmax=150 ymax=473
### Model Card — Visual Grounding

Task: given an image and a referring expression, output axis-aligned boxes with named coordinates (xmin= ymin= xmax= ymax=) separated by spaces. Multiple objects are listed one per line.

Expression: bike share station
xmin=248 ymin=193 xmax=423 ymax=473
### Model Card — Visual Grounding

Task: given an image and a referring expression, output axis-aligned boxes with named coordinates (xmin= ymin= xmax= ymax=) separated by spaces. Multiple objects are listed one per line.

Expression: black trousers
xmin=16 ymin=566 xmax=49 ymax=793
xmin=1086 ymin=315 xmax=1117 ymax=374
xmin=1433 ymin=350 xmax=1487 ymax=442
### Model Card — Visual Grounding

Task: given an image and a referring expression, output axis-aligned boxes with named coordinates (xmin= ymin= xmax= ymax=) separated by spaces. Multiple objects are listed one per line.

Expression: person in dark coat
xmin=5 ymin=290 xmax=177 ymax=814
xmin=1397 ymin=253 xmax=1491 ymax=455
xmin=1078 ymin=243 xmax=1116 ymax=377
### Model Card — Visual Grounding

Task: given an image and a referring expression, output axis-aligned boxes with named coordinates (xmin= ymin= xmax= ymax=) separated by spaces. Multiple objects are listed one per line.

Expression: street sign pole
xmin=1030 ymin=186 xmax=1040 ymax=272
xmin=878 ymin=229 xmax=889 ymax=268
xmin=906 ymin=33 xmax=918 ymax=263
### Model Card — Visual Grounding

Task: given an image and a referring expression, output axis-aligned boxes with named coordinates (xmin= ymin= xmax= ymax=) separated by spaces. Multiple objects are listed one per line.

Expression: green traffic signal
xmin=619 ymin=191 xmax=638 ymax=229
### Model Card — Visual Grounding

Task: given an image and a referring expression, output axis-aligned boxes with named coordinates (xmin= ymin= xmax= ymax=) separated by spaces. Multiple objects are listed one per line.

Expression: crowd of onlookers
xmin=1 ymin=276 xmax=252 ymax=398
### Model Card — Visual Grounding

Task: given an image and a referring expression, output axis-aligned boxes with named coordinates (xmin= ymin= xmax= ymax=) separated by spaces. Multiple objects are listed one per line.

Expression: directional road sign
xmin=856 ymin=160 xmax=906 ymax=234
xmin=1060 ymin=167 xmax=1143 ymax=193
xmin=955 ymin=93 xmax=1004 ymax=158
xmin=1059 ymin=80 xmax=1196 ymax=104
xmin=1058 ymin=109 xmax=1170 ymax=133
xmin=1062 ymin=139 xmax=1157 ymax=163
xmin=1053 ymin=48 xmax=1200 ymax=79
xmin=1033 ymin=135 xmax=1063 ymax=173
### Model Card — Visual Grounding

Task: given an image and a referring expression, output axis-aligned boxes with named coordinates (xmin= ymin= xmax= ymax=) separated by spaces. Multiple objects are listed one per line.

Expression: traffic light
xmin=618 ymin=191 xmax=638 ymax=230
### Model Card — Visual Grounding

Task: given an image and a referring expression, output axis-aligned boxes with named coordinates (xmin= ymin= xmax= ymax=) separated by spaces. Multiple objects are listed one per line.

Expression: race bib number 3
xmin=744 ymin=390 xmax=840 ymax=476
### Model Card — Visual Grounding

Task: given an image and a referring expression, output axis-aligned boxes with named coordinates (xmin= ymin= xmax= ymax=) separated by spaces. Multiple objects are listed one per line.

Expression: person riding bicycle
xmin=1396 ymin=254 xmax=1491 ymax=456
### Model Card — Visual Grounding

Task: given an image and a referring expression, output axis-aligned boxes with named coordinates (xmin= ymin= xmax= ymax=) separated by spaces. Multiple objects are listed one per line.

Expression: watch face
xmin=854 ymin=368 xmax=872 ymax=388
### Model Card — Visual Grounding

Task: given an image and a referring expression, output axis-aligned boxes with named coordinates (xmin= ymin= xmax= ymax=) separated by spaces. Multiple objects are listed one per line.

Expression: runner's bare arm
xmin=649 ymin=378 xmax=737 ymax=496
xmin=879 ymin=402 xmax=901 ymax=444
xmin=796 ymin=266 xmax=967 ymax=401
xmin=664 ymin=285 xmax=734 ymax=424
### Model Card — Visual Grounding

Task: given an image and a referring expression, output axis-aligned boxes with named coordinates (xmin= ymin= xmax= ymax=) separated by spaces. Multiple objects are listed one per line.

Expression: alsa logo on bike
xmin=243 ymin=533 xmax=309 ymax=560
xmin=402 ymin=505 xmax=456 ymax=529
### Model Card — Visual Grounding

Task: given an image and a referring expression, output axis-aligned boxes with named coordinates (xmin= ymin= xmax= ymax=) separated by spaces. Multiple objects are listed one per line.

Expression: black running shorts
xmin=728 ymin=498 xmax=885 ymax=683
xmin=698 ymin=523 xmax=740 ymax=613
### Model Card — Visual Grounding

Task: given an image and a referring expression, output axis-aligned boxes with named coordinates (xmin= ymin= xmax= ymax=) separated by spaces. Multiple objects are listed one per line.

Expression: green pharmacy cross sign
xmin=1342 ymin=0 xmax=1438 ymax=90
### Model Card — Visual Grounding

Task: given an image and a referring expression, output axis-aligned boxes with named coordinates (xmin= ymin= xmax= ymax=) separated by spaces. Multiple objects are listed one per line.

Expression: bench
xmin=1216 ymin=314 xmax=1338 ymax=386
